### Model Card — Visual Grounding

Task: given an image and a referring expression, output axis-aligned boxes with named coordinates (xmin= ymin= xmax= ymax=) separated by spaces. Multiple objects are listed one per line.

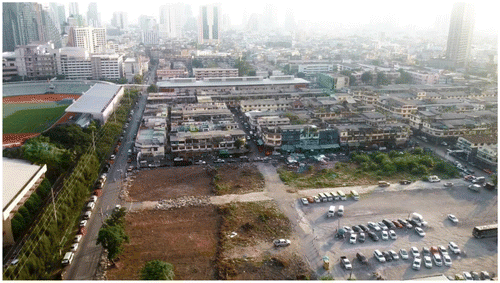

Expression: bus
xmin=472 ymin=224 xmax=498 ymax=239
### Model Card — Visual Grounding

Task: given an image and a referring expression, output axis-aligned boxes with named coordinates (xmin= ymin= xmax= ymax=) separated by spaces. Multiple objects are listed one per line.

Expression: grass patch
xmin=278 ymin=151 xmax=460 ymax=189
xmin=3 ymin=106 xmax=68 ymax=133
xmin=3 ymin=102 xmax=60 ymax=118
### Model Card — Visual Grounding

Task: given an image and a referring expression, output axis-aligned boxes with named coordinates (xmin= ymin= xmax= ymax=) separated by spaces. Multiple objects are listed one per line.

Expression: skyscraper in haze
xmin=159 ymin=4 xmax=184 ymax=39
xmin=112 ymin=12 xmax=128 ymax=29
xmin=198 ymin=4 xmax=221 ymax=44
xmin=87 ymin=2 xmax=100 ymax=27
xmin=69 ymin=2 xmax=79 ymax=16
xmin=445 ymin=2 xmax=474 ymax=68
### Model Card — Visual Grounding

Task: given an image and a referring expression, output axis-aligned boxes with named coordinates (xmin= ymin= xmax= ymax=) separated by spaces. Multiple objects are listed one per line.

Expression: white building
xmin=298 ymin=64 xmax=333 ymax=75
xmin=141 ymin=30 xmax=159 ymax=45
xmin=91 ymin=54 xmax=123 ymax=80
xmin=193 ymin=68 xmax=238 ymax=80
xmin=67 ymin=27 xmax=106 ymax=54
xmin=57 ymin=47 xmax=92 ymax=80
xmin=159 ymin=4 xmax=183 ymax=39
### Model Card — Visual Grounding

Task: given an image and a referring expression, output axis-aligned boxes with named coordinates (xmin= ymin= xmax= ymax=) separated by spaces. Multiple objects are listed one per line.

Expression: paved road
xmin=64 ymin=91 xmax=148 ymax=280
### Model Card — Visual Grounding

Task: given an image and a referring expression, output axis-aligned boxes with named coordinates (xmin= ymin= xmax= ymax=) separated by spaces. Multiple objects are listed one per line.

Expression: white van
xmin=337 ymin=205 xmax=344 ymax=216
xmin=330 ymin=192 xmax=340 ymax=201
xmin=327 ymin=206 xmax=335 ymax=217
xmin=337 ymin=190 xmax=346 ymax=200
xmin=351 ymin=190 xmax=359 ymax=201
xmin=318 ymin=193 xmax=328 ymax=202
xmin=325 ymin=192 xmax=334 ymax=202
xmin=62 ymin=252 xmax=74 ymax=266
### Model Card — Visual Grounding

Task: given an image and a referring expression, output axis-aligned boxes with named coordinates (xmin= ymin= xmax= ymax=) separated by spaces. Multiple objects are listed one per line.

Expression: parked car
xmin=447 ymin=214 xmax=459 ymax=223
xmin=301 ymin=198 xmax=309 ymax=205
xmin=389 ymin=230 xmax=397 ymax=240
xmin=359 ymin=224 xmax=370 ymax=232
xmin=422 ymin=247 xmax=431 ymax=257
xmin=389 ymin=250 xmax=399 ymax=260
xmin=373 ymin=250 xmax=386 ymax=262
xmin=399 ymin=248 xmax=409 ymax=260
xmin=444 ymin=182 xmax=454 ymax=187
xmin=443 ymin=254 xmax=452 ymax=266
xmin=356 ymin=252 xmax=368 ymax=264
xmin=358 ymin=232 xmax=366 ymax=243
xmin=378 ymin=181 xmax=391 ymax=187
xmin=408 ymin=218 xmax=422 ymax=227
xmin=382 ymin=251 xmax=392 ymax=262
xmin=480 ymin=271 xmax=491 ymax=280
xmin=349 ymin=233 xmax=357 ymax=244
xmin=400 ymin=180 xmax=411 ymax=185
xmin=368 ymin=222 xmax=382 ymax=231
xmin=438 ymin=245 xmax=449 ymax=256
xmin=448 ymin=242 xmax=461 ymax=254
xmin=423 ymin=256 xmax=432 ymax=268
xmin=273 ymin=239 xmax=291 ymax=247
xmin=415 ymin=227 xmax=426 ymax=237
xmin=412 ymin=257 xmax=422 ymax=270
xmin=342 ymin=226 xmax=353 ymax=234
xmin=381 ymin=230 xmax=389 ymax=240
xmin=70 ymin=243 xmax=78 ymax=252
xmin=368 ymin=231 xmax=379 ymax=241
xmin=79 ymin=220 xmax=87 ymax=227
xmin=392 ymin=220 xmax=403 ymax=229
xmin=352 ymin=225 xmax=362 ymax=233
xmin=340 ymin=256 xmax=352 ymax=270
xmin=468 ymin=184 xmax=481 ymax=192
xmin=378 ymin=222 xmax=388 ymax=230
xmin=410 ymin=247 xmax=420 ymax=258
xmin=463 ymin=272 xmax=473 ymax=280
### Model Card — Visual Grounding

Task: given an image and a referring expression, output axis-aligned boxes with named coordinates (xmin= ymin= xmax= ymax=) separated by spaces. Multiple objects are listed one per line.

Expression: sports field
xmin=3 ymin=106 xmax=68 ymax=134
xmin=3 ymin=102 xmax=61 ymax=118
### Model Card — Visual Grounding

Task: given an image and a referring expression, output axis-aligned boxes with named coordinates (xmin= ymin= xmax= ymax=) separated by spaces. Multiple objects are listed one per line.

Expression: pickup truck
xmin=340 ymin=256 xmax=352 ymax=270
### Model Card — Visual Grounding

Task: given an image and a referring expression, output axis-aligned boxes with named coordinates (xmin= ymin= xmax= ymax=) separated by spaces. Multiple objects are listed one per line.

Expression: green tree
xmin=147 ymin=84 xmax=158 ymax=93
xmin=140 ymin=260 xmax=175 ymax=280
xmin=376 ymin=72 xmax=389 ymax=85
xmin=134 ymin=74 xmax=144 ymax=84
xmin=395 ymin=69 xmax=412 ymax=84
xmin=105 ymin=207 xmax=127 ymax=227
xmin=361 ymin=72 xmax=372 ymax=84
xmin=96 ymin=225 xmax=129 ymax=261
xmin=192 ymin=58 xmax=203 ymax=68
xmin=234 ymin=138 xmax=245 ymax=149
xmin=117 ymin=77 xmax=128 ymax=84
xmin=297 ymin=72 xmax=306 ymax=78
xmin=234 ymin=57 xmax=254 ymax=76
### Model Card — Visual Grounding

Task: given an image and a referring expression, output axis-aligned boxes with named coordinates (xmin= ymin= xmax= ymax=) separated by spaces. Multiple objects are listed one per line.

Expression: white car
xmin=433 ymin=254 xmax=443 ymax=266
xmin=463 ymin=272 xmax=473 ymax=280
xmin=415 ymin=227 xmax=426 ymax=237
xmin=301 ymin=198 xmax=309 ymax=205
xmin=79 ymin=220 xmax=87 ymax=227
xmin=273 ymin=239 xmax=291 ymax=247
xmin=89 ymin=195 xmax=97 ymax=202
xmin=194 ymin=160 xmax=206 ymax=165
xmin=349 ymin=233 xmax=357 ymax=244
xmin=70 ymin=243 xmax=79 ymax=252
xmin=381 ymin=230 xmax=389 ymax=240
xmin=389 ymin=230 xmax=397 ymax=240
xmin=443 ymin=254 xmax=452 ymax=266
xmin=411 ymin=247 xmax=420 ymax=258
xmin=378 ymin=222 xmax=388 ymax=230
xmin=438 ymin=245 xmax=449 ymax=256
xmin=373 ymin=250 xmax=386 ymax=263
xmin=412 ymin=257 xmax=421 ymax=270
xmin=468 ymin=184 xmax=481 ymax=192
xmin=74 ymin=234 xmax=82 ymax=243
xmin=423 ymin=256 xmax=432 ymax=268
xmin=448 ymin=214 xmax=459 ymax=223
xmin=448 ymin=242 xmax=461 ymax=254
xmin=389 ymin=250 xmax=399 ymax=260
xmin=399 ymin=248 xmax=409 ymax=260
xmin=313 ymin=196 xmax=320 ymax=203
xmin=368 ymin=222 xmax=382 ymax=231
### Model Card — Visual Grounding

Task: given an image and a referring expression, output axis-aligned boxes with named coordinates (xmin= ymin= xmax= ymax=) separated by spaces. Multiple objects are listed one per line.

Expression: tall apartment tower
xmin=445 ymin=3 xmax=475 ymax=68
xmin=198 ymin=4 xmax=221 ymax=44
xmin=111 ymin=12 xmax=128 ymax=29
xmin=159 ymin=4 xmax=183 ymax=39
xmin=69 ymin=2 xmax=79 ymax=16
xmin=87 ymin=2 xmax=100 ymax=27
xmin=67 ymin=27 xmax=106 ymax=53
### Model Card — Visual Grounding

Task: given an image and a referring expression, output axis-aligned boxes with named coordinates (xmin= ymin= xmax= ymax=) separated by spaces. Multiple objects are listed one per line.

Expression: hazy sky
xmin=59 ymin=0 xmax=497 ymax=34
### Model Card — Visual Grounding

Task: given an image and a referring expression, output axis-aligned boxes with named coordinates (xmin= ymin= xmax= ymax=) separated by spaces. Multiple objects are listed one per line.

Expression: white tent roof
xmin=65 ymin=83 xmax=121 ymax=114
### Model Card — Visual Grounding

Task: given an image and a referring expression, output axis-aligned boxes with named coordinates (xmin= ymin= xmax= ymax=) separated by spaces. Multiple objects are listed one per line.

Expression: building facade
xmin=198 ymin=4 xmax=221 ymax=44
xmin=446 ymin=2 xmax=475 ymax=67
xmin=67 ymin=27 xmax=106 ymax=54
xmin=193 ymin=68 xmax=238 ymax=80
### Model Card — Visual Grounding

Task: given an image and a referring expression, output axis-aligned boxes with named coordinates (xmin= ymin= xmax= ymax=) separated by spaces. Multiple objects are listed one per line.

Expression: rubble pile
xmin=155 ymin=196 xmax=211 ymax=210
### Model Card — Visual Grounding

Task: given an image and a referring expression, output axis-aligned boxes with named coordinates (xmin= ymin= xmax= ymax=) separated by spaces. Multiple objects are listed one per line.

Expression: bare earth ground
xmin=2 ymin=133 xmax=40 ymax=147
xmin=127 ymin=166 xmax=213 ymax=201
xmin=105 ymin=207 xmax=219 ymax=280
xmin=214 ymin=163 xmax=265 ymax=195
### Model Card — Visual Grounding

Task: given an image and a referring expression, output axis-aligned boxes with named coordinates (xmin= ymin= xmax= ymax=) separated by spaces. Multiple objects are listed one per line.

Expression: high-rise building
xmin=445 ymin=2 xmax=475 ymax=68
xmin=198 ymin=4 xmax=221 ymax=44
xmin=69 ymin=2 xmax=79 ymax=16
xmin=159 ymin=4 xmax=183 ymax=39
xmin=67 ymin=27 xmax=106 ymax=53
xmin=111 ymin=12 xmax=128 ymax=29
xmin=3 ymin=2 xmax=62 ymax=52
xmin=87 ymin=2 xmax=100 ymax=27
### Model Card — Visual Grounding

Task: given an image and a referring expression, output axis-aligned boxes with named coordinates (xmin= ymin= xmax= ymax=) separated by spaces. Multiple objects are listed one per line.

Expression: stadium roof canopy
xmin=65 ymin=83 xmax=122 ymax=115
xmin=2 ymin=81 xmax=95 ymax=96
xmin=3 ymin=158 xmax=47 ymax=220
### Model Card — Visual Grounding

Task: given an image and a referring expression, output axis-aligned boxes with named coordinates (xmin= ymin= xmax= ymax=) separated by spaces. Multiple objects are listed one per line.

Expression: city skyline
xmin=51 ymin=0 xmax=498 ymax=35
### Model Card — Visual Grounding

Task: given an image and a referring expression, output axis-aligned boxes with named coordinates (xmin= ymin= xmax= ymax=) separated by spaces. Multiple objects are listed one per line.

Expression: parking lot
xmin=298 ymin=185 xmax=497 ymax=280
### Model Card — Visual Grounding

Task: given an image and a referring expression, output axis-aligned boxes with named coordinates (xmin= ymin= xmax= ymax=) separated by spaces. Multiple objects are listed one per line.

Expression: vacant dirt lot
xmin=3 ymin=94 xmax=81 ymax=104
xmin=106 ymin=206 xmax=219 ymax=280
xmin=127 ymin=166 xmax=213 ymax=201
xmin=214 ymin=164 xmax=265 ymax=195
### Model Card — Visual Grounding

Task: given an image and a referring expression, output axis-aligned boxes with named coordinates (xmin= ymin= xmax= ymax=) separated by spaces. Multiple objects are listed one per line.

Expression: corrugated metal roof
xmin=65 ymin=83 xmax=121 ymax=114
